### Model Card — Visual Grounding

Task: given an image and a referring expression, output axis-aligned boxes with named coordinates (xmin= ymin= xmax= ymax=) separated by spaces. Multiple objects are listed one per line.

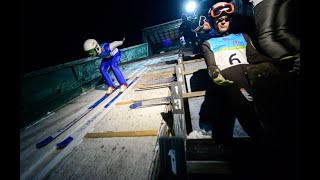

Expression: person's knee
xmin=258 ymin=31 xmax=275 ymax=45
xmin=99 ymin=67 xmax=105 ymax=73
xmin=110 ymin=63 xmax=119 ymax=70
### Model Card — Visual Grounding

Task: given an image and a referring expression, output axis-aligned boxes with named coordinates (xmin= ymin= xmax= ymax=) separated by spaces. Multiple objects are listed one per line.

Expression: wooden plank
xmin=188 ymin=53 xmax=202 ymax=58
xmin=148 ymin=64 xmax=177 ymax=71
xmin=183 ymin=52 xmax=204 ymax=60
xmin=144 ymin=55 xmax=203 ymax=68
xmin=187 ymin=161 xmax=231 ymax=174
xmin=138 ymin=76 xmax=175 ymax=85
xmin=140 ymin=74 xmax=175 ymax=82
xmin=140 ymin=69 xmax=198 ymax=80
xmin=116 ymin=91 xmax=205 ymax=105
xmin=140 ymin=75 xmax=175 ymax=82
xmin=183 ymin=90 xmax=205 ymax=98
xmin=141 ymin=71 xmax=175 ymax=79
xmin=133 ymin=82 xmax=172 ymax=89
xmin=144 ymin=60 xmax=177 ymax=67
xmin=141 ymin=59 xmax=205 ymax=79
xmin=183 ymin=58 xmax=205 ymax=64
xmin=183 ymin=70 xmax=197 ymax=75
xmin=129 ymin=98 xmax=171 ymax=109
xmin=125 ymin=97 xmax=171 ymax=108
xmin=84 ymin=130 xmax=159 ymax=138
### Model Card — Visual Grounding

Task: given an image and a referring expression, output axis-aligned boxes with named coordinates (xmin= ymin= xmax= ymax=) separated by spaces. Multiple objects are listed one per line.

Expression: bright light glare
xmin=186 ymin=1 xmax=196 ymax=12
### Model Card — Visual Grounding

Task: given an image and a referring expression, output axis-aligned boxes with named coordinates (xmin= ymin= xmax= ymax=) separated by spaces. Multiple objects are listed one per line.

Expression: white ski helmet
xmin=83 ymin=39 xmax=102 ymax=56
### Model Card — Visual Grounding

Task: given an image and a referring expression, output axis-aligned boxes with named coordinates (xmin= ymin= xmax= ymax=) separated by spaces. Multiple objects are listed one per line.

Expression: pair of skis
xmin=35 ymin=85 xmax=121 ymax=148
xmin=56 ymin=76 xmax=139 ymax=148
xmin=35 ymin=76 xmax=138 ymax=149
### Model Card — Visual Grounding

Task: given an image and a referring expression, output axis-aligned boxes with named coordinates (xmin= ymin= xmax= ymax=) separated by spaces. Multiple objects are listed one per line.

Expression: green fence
xmin=20 ymin=43 xmax=148 ymax=129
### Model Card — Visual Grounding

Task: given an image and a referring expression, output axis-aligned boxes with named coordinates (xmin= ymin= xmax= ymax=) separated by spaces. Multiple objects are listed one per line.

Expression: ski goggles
xmin=86 ymin=45 xmax=100 ymax=56
xmin=86 ymin=48 xmax=96 ymax=56
xmin=209 ymin=3 xmax=234 ymax=18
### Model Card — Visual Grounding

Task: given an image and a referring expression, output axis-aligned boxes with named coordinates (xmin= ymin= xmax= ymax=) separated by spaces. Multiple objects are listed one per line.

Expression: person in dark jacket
xmin=242 ymin=0 xmax=300 ymax=72
xmin=193 ymin=15 xmax=216 ymax=44
xmin=202 ymin=2 xmax=274 ymax=146
xmin=241 ymin=0 xmax=300 ymax=143
xmin=242 ymin=1 xmax=301 ymax=178
xmin=179 ymin=14 xmax=197 ymax=48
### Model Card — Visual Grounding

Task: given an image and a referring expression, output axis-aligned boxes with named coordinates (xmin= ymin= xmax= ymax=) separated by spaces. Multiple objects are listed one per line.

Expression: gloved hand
xmin=246 ymin=62 xmax=281 ymax=86
xmin=213 ymin=70 xmax=234 ymax=86
xmin=289 ymin=56 xmax=300 ymax=74
xmin=280 ymin=54 xmax=300 ymax=74
xmin=122 ymin=37 xmax=126 ymax=43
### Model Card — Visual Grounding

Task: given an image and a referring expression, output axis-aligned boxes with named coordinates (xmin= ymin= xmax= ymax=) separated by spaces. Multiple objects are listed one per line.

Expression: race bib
xmin=214 ymin=49 xmax=248 ymax=70
xmin=207 ymin=33 xmax=249 ymax=70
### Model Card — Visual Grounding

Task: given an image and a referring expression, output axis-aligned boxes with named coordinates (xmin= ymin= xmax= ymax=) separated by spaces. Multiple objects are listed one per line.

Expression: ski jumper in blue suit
xmin=98 ymin=41 xmax=127 ymax=88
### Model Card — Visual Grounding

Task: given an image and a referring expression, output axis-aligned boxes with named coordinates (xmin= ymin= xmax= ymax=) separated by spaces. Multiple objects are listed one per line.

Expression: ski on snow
xmin=129 ymin=96 xmax=171 ymax=109
xmin=35 ymin=85 xmax=120 ymax=148
xmin=56 ymin=76 xmax=139 ymax=149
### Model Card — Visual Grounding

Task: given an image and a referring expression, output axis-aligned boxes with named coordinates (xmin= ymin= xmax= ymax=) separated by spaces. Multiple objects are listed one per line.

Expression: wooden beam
xmin=116 ymin=91 xmax=206 ymax=105
xmin=187 ymin=161 xmax=231 ymax=175
xmin=144 ymin=57 xmax=204 ymax=68
xmin=183 ymin=70 xmax=198 ymax=75
xmin=84 ymin=130 xmax=159 ymax=138
xmin=137 ymin=78 xmax=175 ymax=87
xmin=140 ymin=68 xmax=200 ymax=80
xmin=183 ymin=58 xmax=205 ymax=64
xmin=141 ymin=71 xmax=175 ymax=79
xmin=133 ymin=82 xmax=172 ymax=89
xmin=182 ymin=90 xmax=205 ymax=98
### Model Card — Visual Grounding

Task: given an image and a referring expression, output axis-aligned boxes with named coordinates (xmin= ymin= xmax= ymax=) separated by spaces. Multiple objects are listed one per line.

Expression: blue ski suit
xmin=98 ymin=42 xmax=127 ymax=88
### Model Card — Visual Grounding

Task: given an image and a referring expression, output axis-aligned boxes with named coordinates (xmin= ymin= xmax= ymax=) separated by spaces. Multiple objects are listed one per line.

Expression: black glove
xmin=246 ymin=62 xmax=281 ymax=86
xmin=279 ymin=54 xmax=300 ymax=74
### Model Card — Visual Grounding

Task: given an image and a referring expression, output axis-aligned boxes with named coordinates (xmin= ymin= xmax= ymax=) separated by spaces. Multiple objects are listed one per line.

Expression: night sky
xmin=19 ymin=0 xmax=218 ymax=74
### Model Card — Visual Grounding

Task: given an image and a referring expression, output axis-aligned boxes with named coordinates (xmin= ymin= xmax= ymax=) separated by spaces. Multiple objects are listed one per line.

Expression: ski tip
xmin=129 ymin=102 xmax=142 ymax=109
xmin=56 ymin=136 xmax=74 ymax=149
xmin=36 ymin=136 xmax=54 ymax=148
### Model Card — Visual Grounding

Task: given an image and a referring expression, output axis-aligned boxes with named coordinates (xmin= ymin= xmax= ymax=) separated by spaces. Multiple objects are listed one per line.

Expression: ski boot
xmin=106 ymin=86 xmax=115 ymax=95
xmin=120 ymin=84 xmax=127 ymax=93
